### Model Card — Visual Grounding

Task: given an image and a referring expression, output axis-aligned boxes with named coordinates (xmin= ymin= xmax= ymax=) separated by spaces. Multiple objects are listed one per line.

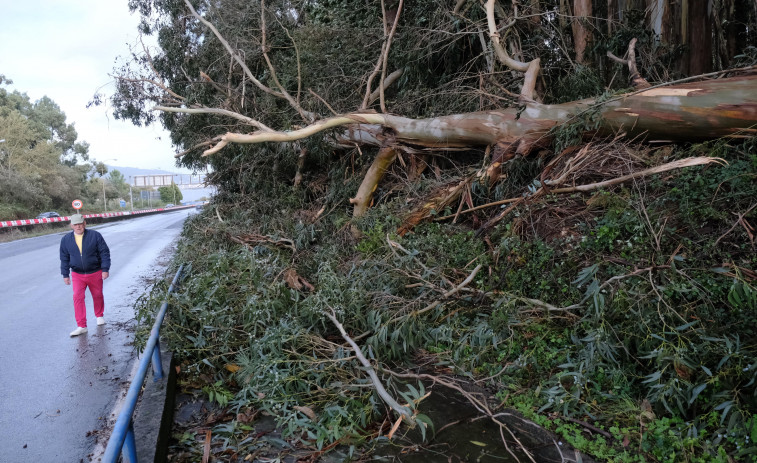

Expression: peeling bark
xmin=202 ymin=74 xmax=757 ymax=159
xmin=398 ymin=178 xmax=472 ymax=235
xmin=599 ymin=75 xmax=757 ymax=141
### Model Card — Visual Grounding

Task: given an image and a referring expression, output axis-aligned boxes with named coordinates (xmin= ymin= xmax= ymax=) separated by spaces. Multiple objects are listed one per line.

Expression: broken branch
xmin=324 ymin=310 xmax=414 ymax=422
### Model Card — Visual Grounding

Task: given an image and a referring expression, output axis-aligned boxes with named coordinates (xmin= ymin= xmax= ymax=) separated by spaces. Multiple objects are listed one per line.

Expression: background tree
xmin=28 ymin=96 xmax=90 ymax=167
xmin=91 ymin=161 xmax=116 ymax=211
xmin=0 ymin=75 xmax=94 ymax=218
xmin=108 ymin=169 xmax=130 ymax=199
xmin=158 ymin=182 xmax=182 ymax=203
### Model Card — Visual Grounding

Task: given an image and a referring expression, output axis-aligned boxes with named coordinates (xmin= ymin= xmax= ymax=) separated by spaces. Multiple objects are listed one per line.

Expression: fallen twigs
xmin=229 ymin=233 xmax=296 ymax=252
xmin=714 ymin=202 xmax=756 ymax=250
xmin=547 ymin=156 xmax=727 ymax=193
xmin=387 ymin=236 xmax=460 ymax=290
xmin=324 ymin=309 xmax=414 ymax=423
xmin=387 ymin=264 xmax=482 ymax=325
xmin=441 ymin=156 xmax=727 ymax=226
xmin=384 ymin=235 xmax=484 ymax=324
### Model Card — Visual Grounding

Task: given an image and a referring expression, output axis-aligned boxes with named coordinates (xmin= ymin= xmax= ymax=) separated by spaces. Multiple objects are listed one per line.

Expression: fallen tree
xmin=119 ymin=0 xmax=757 ymax=224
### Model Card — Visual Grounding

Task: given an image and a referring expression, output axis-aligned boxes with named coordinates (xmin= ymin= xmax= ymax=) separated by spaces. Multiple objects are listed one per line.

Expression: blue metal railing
xmin=102 ymin=264 xmax=184 ymax=463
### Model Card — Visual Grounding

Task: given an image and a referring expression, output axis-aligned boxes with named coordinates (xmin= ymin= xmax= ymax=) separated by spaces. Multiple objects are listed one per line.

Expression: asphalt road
xmin=0 ymin=209 xmax=195 ymax=462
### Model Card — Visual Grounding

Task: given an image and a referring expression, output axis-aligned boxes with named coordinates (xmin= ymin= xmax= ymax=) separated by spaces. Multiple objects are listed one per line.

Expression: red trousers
xmin=71 ymin=270 xmax=105 ymax=328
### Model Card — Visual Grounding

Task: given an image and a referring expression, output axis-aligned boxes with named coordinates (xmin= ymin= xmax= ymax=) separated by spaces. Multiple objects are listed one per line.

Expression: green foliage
xmin=660 ymin=142 xmax=757 ymax=245
xmin=495 ymin=234 xmax=580 ymax=301
xmin=203 ymin=380 xmax=233 ymax=407
xmin=158 ymin=183 xmax=183 ymax=203
xmin=0 ymin=80 xmax=96 ymax=219
xmin=552 ymin=65 xmax=605 ymax=104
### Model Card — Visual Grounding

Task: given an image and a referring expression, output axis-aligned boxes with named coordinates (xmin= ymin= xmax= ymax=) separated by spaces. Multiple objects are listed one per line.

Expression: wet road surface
xmin=0 ymin=209 xmax=194 ymax=462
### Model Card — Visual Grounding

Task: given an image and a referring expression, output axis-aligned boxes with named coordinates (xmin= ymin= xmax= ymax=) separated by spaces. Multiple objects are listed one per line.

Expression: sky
xmin=0 ymin=0 xmax=191 ymax=173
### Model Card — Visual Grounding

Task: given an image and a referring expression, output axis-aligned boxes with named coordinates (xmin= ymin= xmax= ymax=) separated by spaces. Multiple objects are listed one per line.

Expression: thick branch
xmin=485 ymin=0 xmax=541 ymax=100
xmin=293 ymin=146 xmax=307 ymax=188
xmin=367 ymin=69 xmax=404 ymax=107
xmin=606 ymin=38 xmax=651 ymax=89
xmin=379 ymin=0 xmax=404 ymax=112
xmin=154 ymin=74 xmax=757 ymax=160
xmin=154 ymin=106 xmax=273 ymax=132
xmin=209 ymin=113 xmax=389 ymax=151
xmin=349 ymin=146 xmax=398 ymax=217
xmin=361 ymin=1 xmax=404 ymax=110
xmin=174 ymin=139 xmax=220 ymax=158
xmin=260 ymin=0 xmax=311 ymax=121
xmin=485 ymin=1 xmax=528 ymax=71
xmin=184 ymin=0 xmax=279 ymax=99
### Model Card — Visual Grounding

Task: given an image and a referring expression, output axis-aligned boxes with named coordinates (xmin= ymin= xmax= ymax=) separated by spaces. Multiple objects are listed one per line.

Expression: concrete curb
xmin=133 ymin=343 xmax=177 ymax=463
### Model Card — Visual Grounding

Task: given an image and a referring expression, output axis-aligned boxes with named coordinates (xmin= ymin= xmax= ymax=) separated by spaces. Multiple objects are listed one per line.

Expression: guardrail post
xmin=124 ymin=421 xmax=138 ymax=463
xmin=102 ymin=264 xmax=184 ymax=463
xmin=152 ymin=339 xmax=164 ymax=381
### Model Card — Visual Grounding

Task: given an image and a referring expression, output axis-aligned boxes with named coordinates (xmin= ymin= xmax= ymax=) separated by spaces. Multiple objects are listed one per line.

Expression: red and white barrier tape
xmin=0 ymin=206 xmax=192 ymax=228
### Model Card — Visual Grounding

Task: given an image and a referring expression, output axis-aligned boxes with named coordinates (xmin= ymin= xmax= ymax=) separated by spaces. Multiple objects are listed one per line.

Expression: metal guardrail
xmin=102 ymin=264 xmax=185 ymax=463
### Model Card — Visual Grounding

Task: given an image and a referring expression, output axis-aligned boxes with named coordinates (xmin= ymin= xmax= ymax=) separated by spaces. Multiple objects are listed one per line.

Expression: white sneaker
xmin=70 ymin=327 xmax=88 ymax=337
xmin=97 ymin=317 xmax=106 ymax=326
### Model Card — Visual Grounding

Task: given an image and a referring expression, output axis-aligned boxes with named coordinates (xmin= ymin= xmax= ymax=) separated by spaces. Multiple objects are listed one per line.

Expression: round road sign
xmin=72 ymin=199 xmax=83 ymax=210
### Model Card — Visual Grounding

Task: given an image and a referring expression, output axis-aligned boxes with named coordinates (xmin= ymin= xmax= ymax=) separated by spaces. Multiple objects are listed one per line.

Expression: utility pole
xmin=128 ymin=176 xmax=134 ymax=211
xmin=102 ymin=179 xmax=107 ymax=212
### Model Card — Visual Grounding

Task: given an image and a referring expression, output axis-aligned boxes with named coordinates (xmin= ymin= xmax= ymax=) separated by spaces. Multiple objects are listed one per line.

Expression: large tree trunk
xmin=221 ymin=75 xmax=757 ymax=151
xmin=684 ymin=0 xmax=713 ymax=76
xmin=572 ymin=0 xmax=593 ymax=64
xmin=210 ymin=74 xmax=757 ymax=215
xmin=349 ymin=74 xmax=757 ymax=148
